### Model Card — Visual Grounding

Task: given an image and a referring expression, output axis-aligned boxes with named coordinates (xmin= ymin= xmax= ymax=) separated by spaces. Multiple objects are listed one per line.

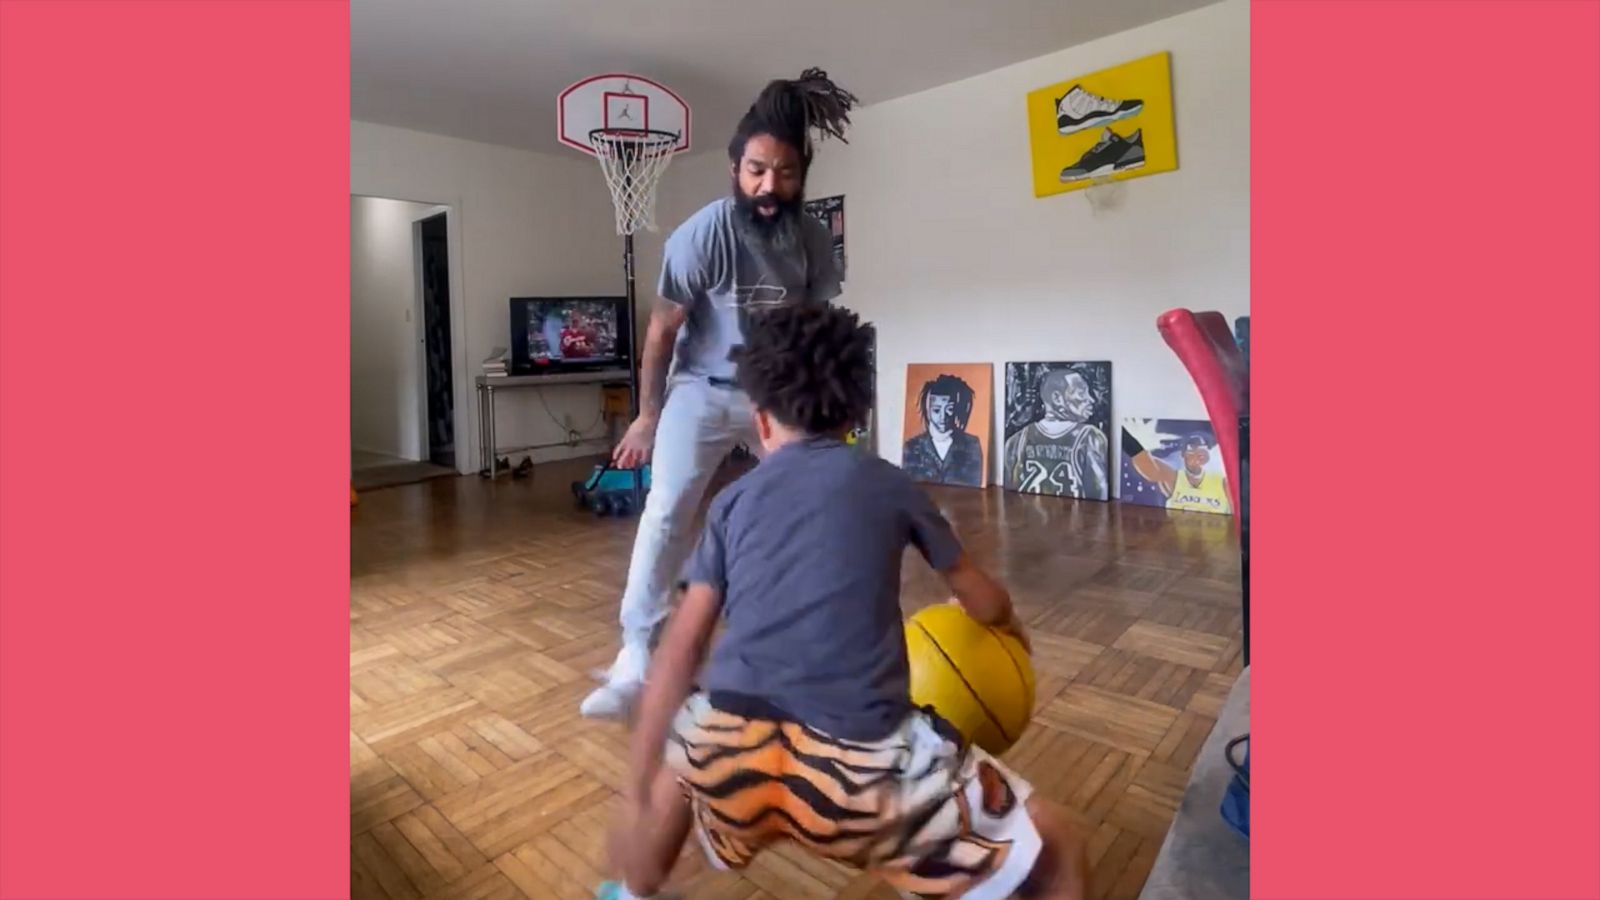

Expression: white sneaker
xmin=579 ymin=641 xmax=649 ymax=720
xmin=579 ymin=679 xmax=641 ymax=720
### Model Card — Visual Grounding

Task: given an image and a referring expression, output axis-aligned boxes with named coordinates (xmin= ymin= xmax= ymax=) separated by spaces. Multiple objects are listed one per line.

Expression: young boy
xmin=604 ymin=305 xmax=1088 ymax=899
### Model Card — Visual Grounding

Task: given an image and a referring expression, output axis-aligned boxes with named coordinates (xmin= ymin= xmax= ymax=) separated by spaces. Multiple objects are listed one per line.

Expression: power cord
xmin=536 ymin=388 xmax=607 ymax=447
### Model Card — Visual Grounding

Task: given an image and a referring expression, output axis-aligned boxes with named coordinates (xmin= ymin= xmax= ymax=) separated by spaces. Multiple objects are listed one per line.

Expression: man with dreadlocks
xmin=582 ymin=70 xmax=859 ymax=719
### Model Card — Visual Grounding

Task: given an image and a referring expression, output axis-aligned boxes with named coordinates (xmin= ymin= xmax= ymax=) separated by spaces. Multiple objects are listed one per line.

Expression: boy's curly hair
xmin=732 ymin=304 xmax=874 ymax=435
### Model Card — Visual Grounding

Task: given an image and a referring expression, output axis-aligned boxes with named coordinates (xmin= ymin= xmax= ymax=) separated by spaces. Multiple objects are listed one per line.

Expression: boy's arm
xmin=628 ymin=497 xmax=731 ymax=809
xmin=904 ymin=476 xmax=1029 ymax=648
xmin=942 ymin=554 xmax=1028 ymax=651
xmin=942 ymin=553 xmax=1013 ymax=626
xmin=627 ymin=581 xmax=720 ymax=808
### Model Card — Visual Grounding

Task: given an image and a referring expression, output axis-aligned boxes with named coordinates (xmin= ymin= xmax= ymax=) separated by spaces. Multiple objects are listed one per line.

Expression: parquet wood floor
xmin=352 ymin=456 xmax=1243 ymax=900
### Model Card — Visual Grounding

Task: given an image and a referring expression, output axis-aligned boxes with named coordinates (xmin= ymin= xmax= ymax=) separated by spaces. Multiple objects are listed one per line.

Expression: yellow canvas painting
xmin=1027 ymin=52 xmax=1177 ymax=198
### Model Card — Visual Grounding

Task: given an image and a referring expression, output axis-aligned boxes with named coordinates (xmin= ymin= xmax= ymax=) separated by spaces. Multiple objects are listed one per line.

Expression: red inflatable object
xmin=1156 ymin=309 xmax=1248 ymax=521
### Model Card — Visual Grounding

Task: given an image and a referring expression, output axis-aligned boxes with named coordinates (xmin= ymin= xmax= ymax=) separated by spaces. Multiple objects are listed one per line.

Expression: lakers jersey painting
xmin=1166 ymin=470 xmax=1230 ymax=514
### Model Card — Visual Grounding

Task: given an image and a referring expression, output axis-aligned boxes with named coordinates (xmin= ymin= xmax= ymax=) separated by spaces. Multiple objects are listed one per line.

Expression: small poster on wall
xmin=845 ymin=329 xmax=876 ymax=455
xmin=1119 ymin=417 xmax=1232 ymax=516
xmin=903 ymin=363 xmax=993 ymax=489
xmin=1002 ymin=361 xmax=1113 ymax=500
xmin=1025 ymin=52 xmax=1178 ymax=199
xmin=803 ymin=195 xmax=846 ymax=280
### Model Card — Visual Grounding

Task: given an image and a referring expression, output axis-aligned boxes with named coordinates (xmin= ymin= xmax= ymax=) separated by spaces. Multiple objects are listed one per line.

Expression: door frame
xmin=352 ymin=192 xmax=470 ymax=475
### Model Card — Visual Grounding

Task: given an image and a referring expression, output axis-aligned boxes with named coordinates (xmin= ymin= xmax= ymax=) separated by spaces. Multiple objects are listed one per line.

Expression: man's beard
xmin=732 ymin=179 xmax=803 ymax=248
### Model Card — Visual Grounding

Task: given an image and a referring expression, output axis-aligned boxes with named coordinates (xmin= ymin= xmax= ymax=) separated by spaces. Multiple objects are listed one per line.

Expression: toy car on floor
xmin=572 ymin=462 xmax=650 ymax=517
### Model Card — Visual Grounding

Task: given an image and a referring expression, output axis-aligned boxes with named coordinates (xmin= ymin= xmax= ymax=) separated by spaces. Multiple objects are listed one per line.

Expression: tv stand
xmin=475 ymin=369 xmax=632 ymax=478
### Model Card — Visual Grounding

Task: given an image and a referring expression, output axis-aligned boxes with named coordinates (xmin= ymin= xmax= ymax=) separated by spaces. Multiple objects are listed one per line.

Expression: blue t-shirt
xmin=657 ymin=198 xmax=843 ymax=381
xmin=683 ymin=438 xmax=964 ymax=740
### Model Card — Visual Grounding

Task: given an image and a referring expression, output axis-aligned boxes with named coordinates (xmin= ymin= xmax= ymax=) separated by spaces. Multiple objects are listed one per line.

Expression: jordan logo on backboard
xmin=559 ymin=72 xmax=689 ymax=156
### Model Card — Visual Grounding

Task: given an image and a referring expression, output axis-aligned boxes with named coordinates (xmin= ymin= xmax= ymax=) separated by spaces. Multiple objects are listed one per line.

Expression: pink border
xmin=558 ymin=72 xmax=691 ymax=155
xmin=0 ymin=2 xmax=1597 ymax=898
xmin=1 ymin=1 xmax=349 ymax=897
xmin=1253 ymin=1 xmax=1600 ymax=897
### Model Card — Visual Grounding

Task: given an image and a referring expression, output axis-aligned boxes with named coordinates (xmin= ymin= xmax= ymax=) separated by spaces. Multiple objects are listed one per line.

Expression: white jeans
xmin=618 ymin=375 xmax=760 ymax=650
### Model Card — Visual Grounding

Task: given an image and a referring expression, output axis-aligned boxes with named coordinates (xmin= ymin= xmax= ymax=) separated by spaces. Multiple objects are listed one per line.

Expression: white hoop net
xmin=588 ymin=129 xmax=679 ymax=235
xmin=1084 ymin=174 xmax=1127 ymax=216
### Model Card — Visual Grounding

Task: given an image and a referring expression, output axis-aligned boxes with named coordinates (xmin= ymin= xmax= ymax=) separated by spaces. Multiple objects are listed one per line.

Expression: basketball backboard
xmin=557 ymin=73 xmax=690 ymax=155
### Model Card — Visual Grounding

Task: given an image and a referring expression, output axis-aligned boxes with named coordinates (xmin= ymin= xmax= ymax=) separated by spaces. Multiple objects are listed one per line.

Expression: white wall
xmin=657 ymin=149 xmax=731 ymax=227
xmin=351 ymin=0 xmax=1245 ymax=479
xmin=351 ymin=121 xmax=642 ymax=469
xmin=642 ymin=150 xmax=729 ymax=326
xmin=350 ymin=196 xmax=435 ymax=459
xmin=804 ymin=0 xmax=1249 ymax=488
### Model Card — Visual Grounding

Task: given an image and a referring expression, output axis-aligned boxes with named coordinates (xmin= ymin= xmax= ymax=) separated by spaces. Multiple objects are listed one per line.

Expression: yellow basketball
xmin=905 ymin=603 xmax=1034 ymax=755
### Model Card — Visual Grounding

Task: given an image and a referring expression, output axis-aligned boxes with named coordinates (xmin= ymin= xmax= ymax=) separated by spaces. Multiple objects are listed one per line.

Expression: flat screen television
xmin=509 ymin=296 xmax=631 ymax=375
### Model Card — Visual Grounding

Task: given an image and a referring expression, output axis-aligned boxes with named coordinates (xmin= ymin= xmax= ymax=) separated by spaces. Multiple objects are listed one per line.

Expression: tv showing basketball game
xmin=509 ymin=296 xmax=630 ymax=374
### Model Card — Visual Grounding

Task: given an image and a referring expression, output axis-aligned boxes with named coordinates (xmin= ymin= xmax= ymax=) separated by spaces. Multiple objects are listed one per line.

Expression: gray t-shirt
xmin=658 ymin=197 xmax=844 ymax=380
xmin=683 ymin=438 xmax=964 ymax=740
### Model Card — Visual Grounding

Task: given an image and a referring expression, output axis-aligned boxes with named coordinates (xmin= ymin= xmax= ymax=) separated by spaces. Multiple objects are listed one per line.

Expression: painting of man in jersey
xmin=902 ymin=363 xmax=992 ymax=488
xmin=1119 ymin=417 xmax=1232 ymax=515
xmin=1002 ymin=362 xmax=1112 ymax=500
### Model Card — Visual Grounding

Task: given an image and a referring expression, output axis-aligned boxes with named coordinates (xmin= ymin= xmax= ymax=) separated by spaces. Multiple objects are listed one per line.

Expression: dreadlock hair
xmin=727 ymin=68 xmax=859 ymax=175
xmin=731 ymin=304 xmax=875 ymax=436
xmin=919 ymin=375 xmax=974 ymax=433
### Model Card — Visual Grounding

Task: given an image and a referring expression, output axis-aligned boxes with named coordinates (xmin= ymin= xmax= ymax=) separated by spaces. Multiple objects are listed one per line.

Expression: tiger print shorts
xmin=666 ymin=693 xmax=1041 ymax=899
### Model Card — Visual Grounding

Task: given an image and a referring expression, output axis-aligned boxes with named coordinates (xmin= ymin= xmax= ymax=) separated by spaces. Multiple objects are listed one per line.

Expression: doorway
xmin=350 ymin=195 xmax=463 ymax=490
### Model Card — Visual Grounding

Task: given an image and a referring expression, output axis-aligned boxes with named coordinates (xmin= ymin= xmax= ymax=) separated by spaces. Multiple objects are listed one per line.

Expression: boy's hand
xmin=623 ymin=583 xmax=720 ymax=840
xmin=947 ymin=596 xmax=1032 ymax=653
xmin=998 ymin=610 xmax=1032 ymax=654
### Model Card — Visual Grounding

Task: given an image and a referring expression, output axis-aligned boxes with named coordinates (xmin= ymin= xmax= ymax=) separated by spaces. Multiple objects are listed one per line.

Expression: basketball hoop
xmin=1083 ymin=174 xmax=1127 ymax=216
xmin=558 ymin=74 xmax=691 ymax=421
xmin=588 ymin=128 xmax=679 ymax=236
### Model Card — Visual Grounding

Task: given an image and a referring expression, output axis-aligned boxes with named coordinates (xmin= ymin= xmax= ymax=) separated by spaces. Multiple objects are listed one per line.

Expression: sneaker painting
xmin=1059 ymin=127 xmax=1147 ymax=182
xmin=1027 ymin=52 xmax=1175 ymax=199
xmin=1055 ymin=85 xmax=1144 ymax=135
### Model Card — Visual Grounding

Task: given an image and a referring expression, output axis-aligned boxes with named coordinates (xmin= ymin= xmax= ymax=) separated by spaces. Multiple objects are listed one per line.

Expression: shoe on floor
xmin=580 ymin=679 xmax=642 ymax=720
xmin=580 ymin=641 xmax=649 ymax=720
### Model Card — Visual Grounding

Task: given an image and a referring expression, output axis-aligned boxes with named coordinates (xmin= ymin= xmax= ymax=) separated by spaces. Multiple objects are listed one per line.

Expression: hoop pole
xmin=622 ymin=232 xmax=644 ymax=506
xmin=623 ymin=233 xmax=640 ymax=420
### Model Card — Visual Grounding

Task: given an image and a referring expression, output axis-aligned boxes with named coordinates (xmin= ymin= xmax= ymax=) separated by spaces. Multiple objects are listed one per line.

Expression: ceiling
xmin=352 ymin=0 xmax=1218 ymax=156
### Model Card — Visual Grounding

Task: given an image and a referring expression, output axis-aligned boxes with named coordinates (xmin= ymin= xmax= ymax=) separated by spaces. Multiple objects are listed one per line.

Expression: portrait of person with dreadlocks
xmin=582 ymin=69 xmax=860 ymax=720
xmin=902 ymin=370 xmax=989 ymax=488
